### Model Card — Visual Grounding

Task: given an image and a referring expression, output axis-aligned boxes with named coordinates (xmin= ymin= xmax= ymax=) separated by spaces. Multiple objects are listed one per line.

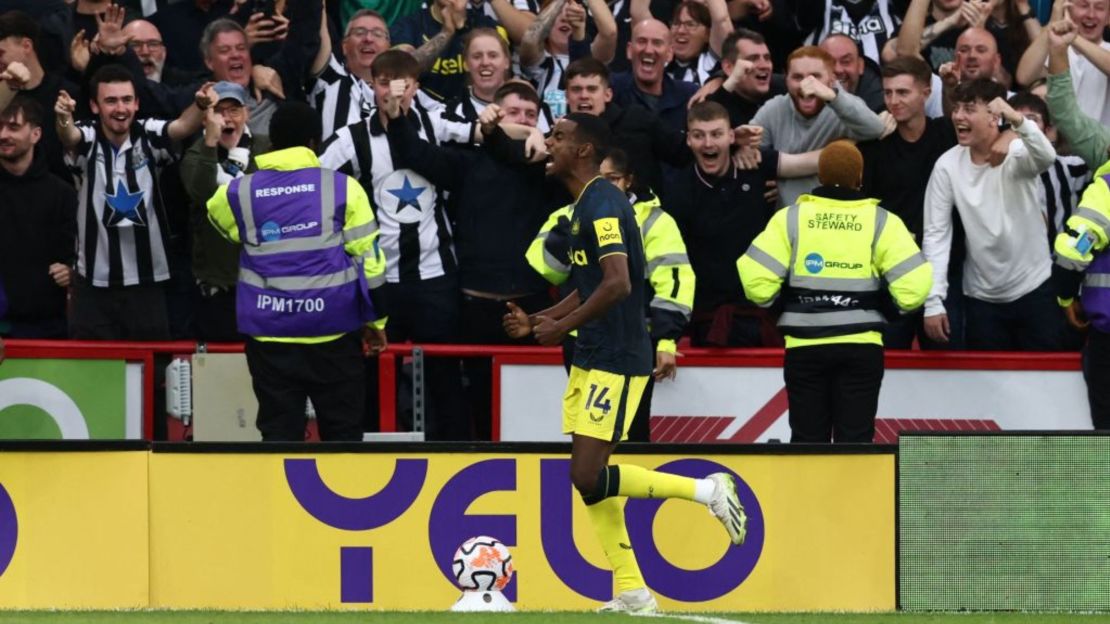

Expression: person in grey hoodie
xmin=751 ymin=44 xmax=886 ymax=208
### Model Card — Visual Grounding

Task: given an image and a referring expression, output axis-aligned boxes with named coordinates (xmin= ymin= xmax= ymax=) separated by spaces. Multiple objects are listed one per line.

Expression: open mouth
xmin=478 ymin=68 xmax=494 ymax=79
xmin=638 ymin=55 xmax=658 ymax=71
xmin=221 ymin=126 xmax=236 ymax=137
xmin=111 ymin=113 xmax=130 ymax=123
xmin=575 ymin=102 xmax=594 ymax=113
xmin=955 ymin=122 xmax=971 ymax=141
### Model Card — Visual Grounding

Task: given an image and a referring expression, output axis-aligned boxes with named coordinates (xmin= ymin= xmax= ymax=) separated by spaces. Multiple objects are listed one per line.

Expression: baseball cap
xmin=213 ymin=81 xmax=249 ymax=106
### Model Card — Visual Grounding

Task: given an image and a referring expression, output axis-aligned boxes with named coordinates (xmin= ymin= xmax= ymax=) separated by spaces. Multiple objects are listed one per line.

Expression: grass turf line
xmin=0 ymin=613 xmax=1108 ymax=623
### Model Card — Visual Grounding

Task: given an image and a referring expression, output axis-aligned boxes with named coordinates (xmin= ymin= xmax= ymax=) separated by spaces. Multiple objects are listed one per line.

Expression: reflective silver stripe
xmin=786 ymin=205 xmax=800 ymax=270
xmin=649 ymin=297 xmax=692 ymax=319
xmin=1075 ymin=206 xmax=1110 ymax=232
xmin=366 ymin=272 xmax=386 ymax=289
xmin=754 ymin=295 xmax=778 ymax=309
xmin=237 ymin=174 xmax=258 ymax=246
xmin=647 ymin=253 xmax=690 ymax=273
xmin=872 ymin=207 xmax=888 ymax=252
xmin=320 ymin=170 xmax=336 ymax=237
xmin=779 ymin=309 xmax=885 ymax=327
xmin=884 ymin=252 xmax=925 ymax=283
xmin=746 ymin=245 xmax=787 ymax=278
xmin=544 ymin=247 xmax=570 ymax=273
xmin=244 ymin=235 xmax=337 ymax=255
xmin=1056 ymin=255 xmax=1090 ymax=272
xmin=239 ymin=265 xmax=360 ymax=290
xmin=343 ymin=220 xmax=379 ymax=243
xmin=640 ymin=207 xmax=663 ymax=238
xmin=790 ymin=275 xmax=880 ymax=292
xmin=1085 ymin=273 xmax=1110 ymax=288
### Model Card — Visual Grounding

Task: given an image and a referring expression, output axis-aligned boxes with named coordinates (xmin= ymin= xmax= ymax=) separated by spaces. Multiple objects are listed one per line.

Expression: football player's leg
xmin=571 ymin=434 xmax=646 ymax=596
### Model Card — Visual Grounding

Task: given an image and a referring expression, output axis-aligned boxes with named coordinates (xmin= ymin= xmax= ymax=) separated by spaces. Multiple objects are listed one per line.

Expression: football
xmin=452 ymin=536 xmax=514 ymax=592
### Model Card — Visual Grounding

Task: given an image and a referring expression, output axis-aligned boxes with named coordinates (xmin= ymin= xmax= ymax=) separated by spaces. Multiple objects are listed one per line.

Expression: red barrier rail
xmin=3 ymin=339 xmax=1082 ymax=439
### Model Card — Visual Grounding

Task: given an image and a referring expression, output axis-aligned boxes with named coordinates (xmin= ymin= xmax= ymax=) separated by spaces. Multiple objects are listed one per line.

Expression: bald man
xmin=610 ymin=19 xmax=698 ymax=132
xmin=122 ymin=20 xmax=166 ymax=82
xmin=955 ymin=27 xmax=1003 ymax=83
xmin=820 ymin=34 xmax=884 ymax=112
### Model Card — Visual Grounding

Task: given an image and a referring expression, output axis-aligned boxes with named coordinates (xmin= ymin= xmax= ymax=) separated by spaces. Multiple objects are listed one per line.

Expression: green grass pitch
xmin=0 ymin=613 xmax=1108 ymax=624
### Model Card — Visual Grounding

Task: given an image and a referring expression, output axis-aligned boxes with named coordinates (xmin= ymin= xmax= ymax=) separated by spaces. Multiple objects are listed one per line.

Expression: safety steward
xmin=737 ymin=140 xmax=931 ymax=443
xmin=207 ymin=102 xmax=388 ymax=441
xmin=1054 ymin=159 xmax=1110 ymax=431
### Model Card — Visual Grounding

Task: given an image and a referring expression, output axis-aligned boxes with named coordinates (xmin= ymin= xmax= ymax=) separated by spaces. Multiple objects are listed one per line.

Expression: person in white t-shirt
xmin=1016 ymin=0 xmax=1110 ymax=126
xmin=922 ymin=78 xmax=1065 ymax=350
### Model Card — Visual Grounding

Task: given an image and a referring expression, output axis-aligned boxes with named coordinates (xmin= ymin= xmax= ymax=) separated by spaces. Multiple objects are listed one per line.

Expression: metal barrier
xmin=2 ymin=339 xmax=1084 ymax=440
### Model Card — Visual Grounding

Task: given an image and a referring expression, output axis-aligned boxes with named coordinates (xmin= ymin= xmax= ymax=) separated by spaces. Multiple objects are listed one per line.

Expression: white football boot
xmin=597 ymin=588 xmax=659 ymax=614
xmin=707 ymin=472 xmax=747 ymax=545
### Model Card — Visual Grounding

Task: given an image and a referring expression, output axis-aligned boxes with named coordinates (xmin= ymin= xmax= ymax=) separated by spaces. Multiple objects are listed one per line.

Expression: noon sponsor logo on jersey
xmin=594 ymin=217 xmax=623 ymax=246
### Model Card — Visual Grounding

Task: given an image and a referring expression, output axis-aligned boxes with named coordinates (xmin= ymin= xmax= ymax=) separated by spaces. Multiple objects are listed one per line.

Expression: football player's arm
xmin=530 ymin=289 xmax=582 ymax=322
xmin=537 ymin=253 xmax=630 ymax=338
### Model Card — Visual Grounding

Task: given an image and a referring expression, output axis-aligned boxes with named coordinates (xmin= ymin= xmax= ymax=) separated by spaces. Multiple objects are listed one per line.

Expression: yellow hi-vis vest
xmin=737 ymin=193 xmax=932 ymax=348
xmin=526 ymin=193 xmax=695 ymax=352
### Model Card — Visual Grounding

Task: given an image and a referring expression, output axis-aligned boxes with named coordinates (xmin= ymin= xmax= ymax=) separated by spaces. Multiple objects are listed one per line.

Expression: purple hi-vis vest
xmin=1082 ymin=249 xmax=1110 ymax=334
xmin=227 ymin=167 xmax=376 ymax=337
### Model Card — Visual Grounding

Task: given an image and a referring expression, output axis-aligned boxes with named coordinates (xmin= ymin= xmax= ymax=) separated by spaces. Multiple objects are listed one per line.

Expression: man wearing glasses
xmin=310 ymin=9 xmax=391 ymax=139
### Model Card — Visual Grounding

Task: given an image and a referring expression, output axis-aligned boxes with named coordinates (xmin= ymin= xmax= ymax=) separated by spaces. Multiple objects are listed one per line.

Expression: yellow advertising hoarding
xmin=0 ymin=450 xmax=894 ymax=611
xmin=0 ymin=452 xmax=149 ymax=608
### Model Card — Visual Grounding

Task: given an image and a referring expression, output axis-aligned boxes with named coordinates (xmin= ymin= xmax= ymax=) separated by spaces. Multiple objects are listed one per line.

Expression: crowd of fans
xmin=0 ymin=0 xmax=1106 ymax=437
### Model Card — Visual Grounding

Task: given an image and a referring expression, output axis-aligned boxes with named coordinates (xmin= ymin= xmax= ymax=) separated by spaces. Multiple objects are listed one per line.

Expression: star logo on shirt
xmin=105 ymin=180 xmax=146 ymax=227
xmin=386 ymin=176 xmax=426 ymax=214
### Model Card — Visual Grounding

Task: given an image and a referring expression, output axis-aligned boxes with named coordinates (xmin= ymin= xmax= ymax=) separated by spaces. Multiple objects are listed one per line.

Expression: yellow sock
xmin=584 ymin=496 xmax=646 ymax=594
xmin=615 ymin=464 xmax=697 ymax=501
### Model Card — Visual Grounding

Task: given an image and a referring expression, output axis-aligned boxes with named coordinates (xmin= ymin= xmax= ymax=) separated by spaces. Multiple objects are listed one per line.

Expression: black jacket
xmin=387 ymin=114 xmax=570 ymax=295
xmin=0 ymin=147 xmax=77 ymax=324
xmin=600 ymin=102 xmax=692 ymax=197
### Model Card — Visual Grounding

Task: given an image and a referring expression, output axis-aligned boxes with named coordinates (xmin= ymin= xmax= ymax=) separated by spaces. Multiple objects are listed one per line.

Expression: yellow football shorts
xmin=562 ymin=366 xmax=649 ymax=442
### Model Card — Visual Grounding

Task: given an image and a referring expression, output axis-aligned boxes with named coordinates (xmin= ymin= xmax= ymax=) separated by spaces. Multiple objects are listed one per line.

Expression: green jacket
xmin=1046 ymin=72 xmax=1110 ymax=169
xmin=181 ymin=135 xmax=270 ymax=288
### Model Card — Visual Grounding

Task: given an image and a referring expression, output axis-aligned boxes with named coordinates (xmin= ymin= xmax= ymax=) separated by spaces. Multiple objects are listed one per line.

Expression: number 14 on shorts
xmin=585 ymin=383 xmax=613 ymax=418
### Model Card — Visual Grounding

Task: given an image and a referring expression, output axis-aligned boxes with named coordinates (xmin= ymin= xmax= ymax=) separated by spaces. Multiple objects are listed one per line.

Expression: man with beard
xmin=707 ymin=29 xmax=781 ymax=127
xmin=0 ymin=11 xmax=79 ymax=184
xmin=181 ymin=81 xmax=267 ymax=342
xmin=0 ymin=96 xmax=76 ymax=339
xmin=611 ymin=19 xmax=698 ymax=133
xmin=751 ymin=45 xmax=885 ymax=208
xmin=55 ymin=64 xmax=211 ymax=340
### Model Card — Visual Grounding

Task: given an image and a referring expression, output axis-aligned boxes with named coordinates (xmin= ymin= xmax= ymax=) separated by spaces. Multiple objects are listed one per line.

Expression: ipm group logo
xmin=805 ymin=252 xmax=825 ymax=274
xmin=283 ymin=457 xmax=765 ymax=604
xmin=0 ymin=484 xmax=17 ymax=578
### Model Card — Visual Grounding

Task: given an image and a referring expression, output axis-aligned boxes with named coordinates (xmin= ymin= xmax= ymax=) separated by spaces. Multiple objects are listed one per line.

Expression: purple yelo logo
xmin=0 ymin=484 xmax=18 ymax=578
xmin=284 ymin=458 xmax=765 ymax=604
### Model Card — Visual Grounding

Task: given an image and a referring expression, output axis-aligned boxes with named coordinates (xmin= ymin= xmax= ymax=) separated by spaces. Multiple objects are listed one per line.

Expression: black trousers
xmin=194 ymin=285 xmax=242 ymax=343
xmin=460 ymin=290 xmax=553 ymax=440
xmin=1084 ymin=329 xmax=1110 ymax=430
xmin=380 ymin=274 xmax=465 ymax=441
xmin=70 ymin=277 xmax=170 ymax=340
xmin=964 ymin=278 xmax=1064 ymax=351
xmin=783 ymin=343 xmax=885 ymax=443
xmin=245 ymin=332 xmax=365 ymax=441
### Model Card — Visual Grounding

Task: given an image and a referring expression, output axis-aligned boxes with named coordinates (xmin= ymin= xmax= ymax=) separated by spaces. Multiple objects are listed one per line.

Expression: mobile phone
xmin=252 ymin=0 xmax=276 ymax=16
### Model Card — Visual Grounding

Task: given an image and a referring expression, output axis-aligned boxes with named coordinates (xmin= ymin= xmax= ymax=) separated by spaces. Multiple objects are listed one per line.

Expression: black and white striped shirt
xmin=70 ymin=119 xmax=176 ymax=287
xmin=666 ymin=50 xmax=719 ymax=87
xmin=1040 ymin=154 xmax=1091 ymax=252
xmin=804 ymin=0 xmax=899 ymax=64
xmin=523 ymin=51 xmax=569 ymax=119
xmin=318 ymin=104 xmax=457 ymax=283
xmin=440 ymin=88 xmax=554 ymax=137
xmin=311 ymin=54 xmax=376 ymax=140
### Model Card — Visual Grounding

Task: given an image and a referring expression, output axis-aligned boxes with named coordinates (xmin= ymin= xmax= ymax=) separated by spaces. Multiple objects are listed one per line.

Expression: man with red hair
xmin=751 ymin=45 xmax=886 ymax=207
